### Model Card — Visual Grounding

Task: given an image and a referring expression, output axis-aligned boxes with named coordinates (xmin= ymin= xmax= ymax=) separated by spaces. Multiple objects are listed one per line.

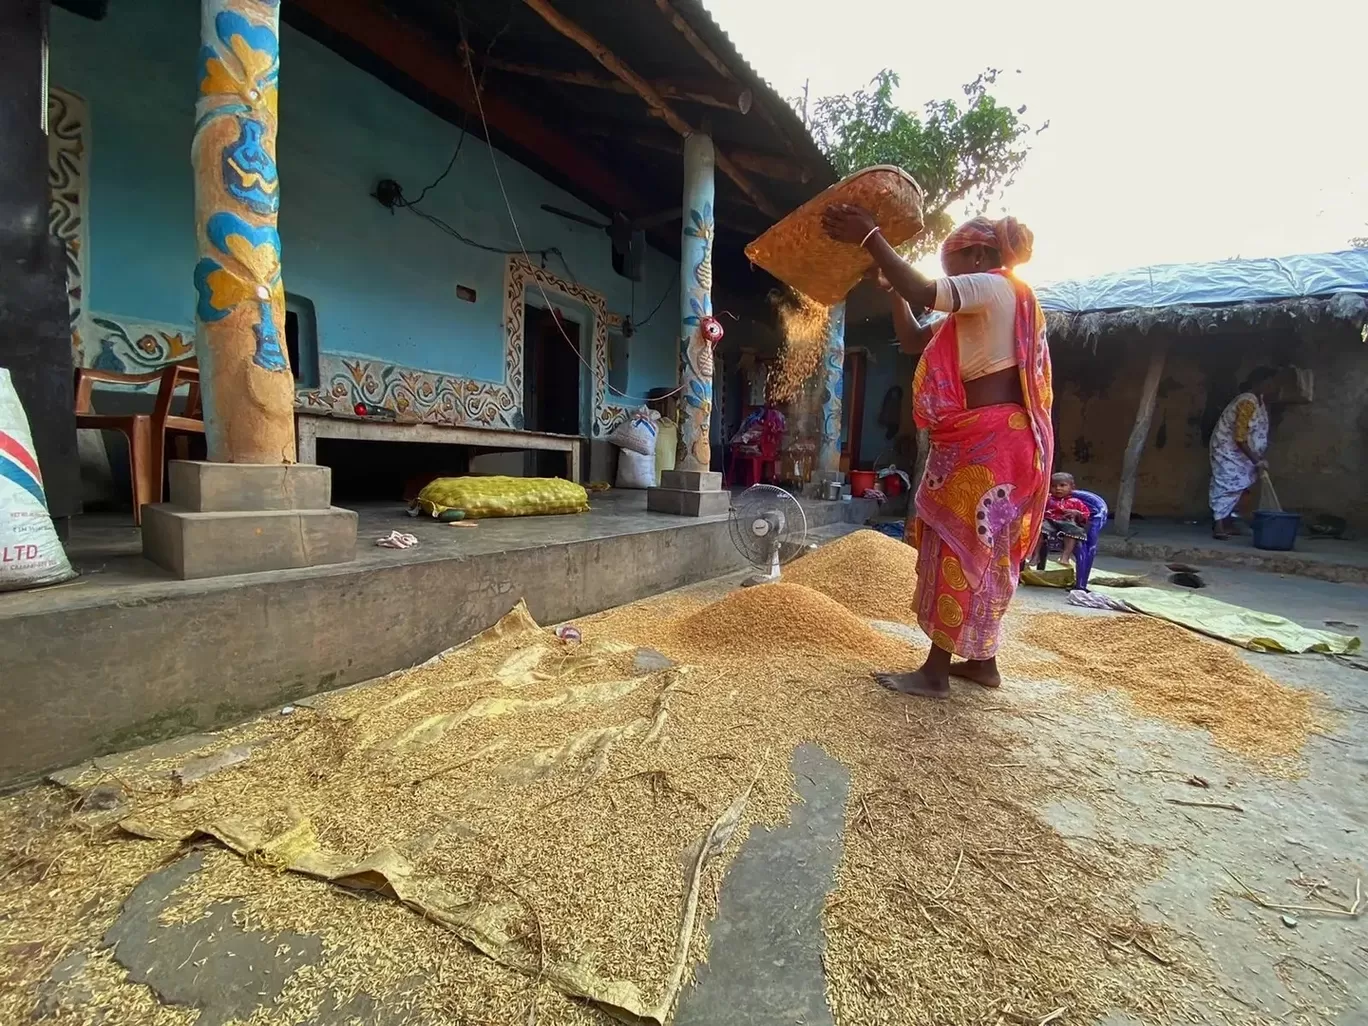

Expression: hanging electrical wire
xmin=402 ymin=111 xmax=470 ymax=208
xmin=633 ymin=274 xmax=676 ymax=330
xmin=456 ymin=11 xmax=689 ymax=405
xmin=404 ymin=4 xmax=514 ymax=205
xmin=397 ymin=7 xmax=560 ymax=260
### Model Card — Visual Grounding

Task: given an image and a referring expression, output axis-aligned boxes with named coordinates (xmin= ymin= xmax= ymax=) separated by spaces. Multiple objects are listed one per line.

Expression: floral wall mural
xmin=48 ymin=92 xmax=630 ymax=435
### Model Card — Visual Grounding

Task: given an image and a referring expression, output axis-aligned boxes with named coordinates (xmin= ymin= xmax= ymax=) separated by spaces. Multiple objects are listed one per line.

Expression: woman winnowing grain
xmin=822 ymin=206 xmax=1054 ymax=698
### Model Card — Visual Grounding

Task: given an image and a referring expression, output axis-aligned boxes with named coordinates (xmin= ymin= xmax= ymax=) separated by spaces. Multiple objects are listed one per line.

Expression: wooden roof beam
xmin=718 ymin=150 xmax=808 ymax=184
xmin=649 ymin=0 xmax=803 ymax=161
xmin=474 ymin=55 xmax=752 ymax=113
xmin=521 ymin=0 xmax=781 ymax=220
xmin=649 ymin=0 xmax=734 ymax=81
xmin=287 ymin=0 xmax=651 ymax=216
xmin=582 ymin=125 xmax=811 ymax=183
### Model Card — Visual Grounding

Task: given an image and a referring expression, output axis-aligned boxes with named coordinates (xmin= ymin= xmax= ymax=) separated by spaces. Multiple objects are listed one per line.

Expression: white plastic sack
xmin=0 ymin=369 xmax=75 ymax=591
xmin=616 ymin=448 xmax=657 ymax=490
xmin=607 ymin=407 xmax=660 ymax=457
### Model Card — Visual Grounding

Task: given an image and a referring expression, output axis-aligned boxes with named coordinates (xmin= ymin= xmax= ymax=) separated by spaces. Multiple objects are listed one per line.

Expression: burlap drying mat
xmin=117 ymin=602 xmax=756 ymax=1026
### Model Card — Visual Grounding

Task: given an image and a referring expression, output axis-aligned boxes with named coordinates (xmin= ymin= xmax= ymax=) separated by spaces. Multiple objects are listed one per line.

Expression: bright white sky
xmin=705 ymin=0 xmax=1368 ymax=285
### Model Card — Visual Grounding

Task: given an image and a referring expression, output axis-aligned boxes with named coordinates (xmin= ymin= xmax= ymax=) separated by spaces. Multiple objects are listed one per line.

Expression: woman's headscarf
xmin=942 ymin=216 xmax=1034 ymax=269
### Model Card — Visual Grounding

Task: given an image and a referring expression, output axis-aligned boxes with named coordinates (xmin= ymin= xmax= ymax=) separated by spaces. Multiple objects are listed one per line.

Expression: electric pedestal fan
xmin=728 ymin=484 xmax=809 ymax=587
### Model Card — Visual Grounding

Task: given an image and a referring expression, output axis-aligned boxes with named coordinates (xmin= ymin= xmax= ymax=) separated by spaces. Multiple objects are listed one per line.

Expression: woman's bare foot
xmin=949 ymin=658 xmax=1002 ymax=688
xmin=876 ymin=671 xmax=950 ymax=699
xmin=879 ymin=645 xmax=954 ymax=699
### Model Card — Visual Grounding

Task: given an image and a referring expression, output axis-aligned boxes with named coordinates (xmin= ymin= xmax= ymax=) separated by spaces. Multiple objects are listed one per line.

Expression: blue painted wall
xmin=49 ymin=0 xmax=679 ymax=402
xmin=859 ymin=344 xmax=904 ymax=466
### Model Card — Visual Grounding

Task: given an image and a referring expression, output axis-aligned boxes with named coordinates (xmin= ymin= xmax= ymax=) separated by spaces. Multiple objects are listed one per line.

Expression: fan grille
xmin=728 ymin=484 xmax=808 ymax=567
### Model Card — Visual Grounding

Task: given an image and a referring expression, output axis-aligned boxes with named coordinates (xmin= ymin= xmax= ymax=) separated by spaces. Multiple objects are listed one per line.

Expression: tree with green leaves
xmin=803 ymin=70 xmax=1042 ymax=257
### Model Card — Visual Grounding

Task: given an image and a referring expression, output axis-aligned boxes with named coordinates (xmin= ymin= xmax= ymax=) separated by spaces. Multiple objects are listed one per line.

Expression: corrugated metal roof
xmin=671 ymin=0 xmax=836 ymax=182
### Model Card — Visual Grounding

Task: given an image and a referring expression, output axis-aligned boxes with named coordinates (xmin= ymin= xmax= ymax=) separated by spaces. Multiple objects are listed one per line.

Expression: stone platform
xmin=0 ymin=491 xmax=873 ymax=786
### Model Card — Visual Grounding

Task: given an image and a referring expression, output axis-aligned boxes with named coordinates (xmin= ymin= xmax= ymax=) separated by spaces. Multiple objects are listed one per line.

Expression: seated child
xmin=1035 ymin=472 xmax=1092 ymax=565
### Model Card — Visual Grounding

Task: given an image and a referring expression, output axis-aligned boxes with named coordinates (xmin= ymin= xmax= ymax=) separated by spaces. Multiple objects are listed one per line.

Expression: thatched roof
xmin=1038 ymin=249 xmax=1368 ymax=344
xmin=1046 ymin=291 xmax=1368 ymax=344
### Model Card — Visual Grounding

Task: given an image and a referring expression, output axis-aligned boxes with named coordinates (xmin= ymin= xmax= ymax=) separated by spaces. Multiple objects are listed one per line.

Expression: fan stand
xmin=742 ymin=543 xmax=782 ymax=587
xmin=729 ymin=486 xmax=806 ymax=588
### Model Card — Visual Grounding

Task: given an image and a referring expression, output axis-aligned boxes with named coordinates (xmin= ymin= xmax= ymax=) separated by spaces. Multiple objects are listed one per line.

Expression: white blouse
xmin=932 ymin=273 xmax=1019 ymax=381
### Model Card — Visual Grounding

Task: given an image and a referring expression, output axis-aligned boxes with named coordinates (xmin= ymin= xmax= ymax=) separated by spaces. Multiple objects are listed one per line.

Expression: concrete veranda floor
xmin=5 ymin=550 xmax=1367 ymax=1025
xmin=5 ymin=490 xmax=864 ymax=618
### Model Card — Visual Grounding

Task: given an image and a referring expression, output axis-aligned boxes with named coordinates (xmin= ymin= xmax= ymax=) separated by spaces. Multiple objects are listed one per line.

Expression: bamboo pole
xmin=650 ymin=0 xmax=734 ymax=81
xmin=1113 ymin=342 xmax=1168 ymax=535
xmin=521 ymin=0 xmax=780 ymax=219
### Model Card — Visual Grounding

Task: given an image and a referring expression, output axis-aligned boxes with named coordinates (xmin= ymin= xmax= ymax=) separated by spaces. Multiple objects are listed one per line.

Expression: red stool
xmin=725 ymin=449 xmax=776 ymax=487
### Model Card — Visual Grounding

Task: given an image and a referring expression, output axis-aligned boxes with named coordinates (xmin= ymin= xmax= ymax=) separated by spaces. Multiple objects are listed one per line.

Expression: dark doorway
xmin=284 ymin=293 xmax=320 ymax=389
xmin=523 ymin=305 xmax=583 ymax=477
xmin=842 ymin=349 xmax=867 ymax=468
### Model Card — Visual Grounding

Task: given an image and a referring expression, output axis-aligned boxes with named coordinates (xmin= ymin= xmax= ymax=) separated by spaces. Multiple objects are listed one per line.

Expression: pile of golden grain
xmin=3 ymin=570 xmax=1315 ymax=1026
xmin=783 ymin=529 xmax=919 ymax=626
xmin=664 ymin=582 xmax=914 ymax=666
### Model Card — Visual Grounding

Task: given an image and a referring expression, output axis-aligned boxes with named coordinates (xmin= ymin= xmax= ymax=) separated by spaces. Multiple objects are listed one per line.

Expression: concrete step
xmin=1097 ymin=533 xmax=1367 ymax=585
xmin=141 ymin=505 xmax=358 ymax=580
xmin=799 ymin=497 xmax=878 ymax=530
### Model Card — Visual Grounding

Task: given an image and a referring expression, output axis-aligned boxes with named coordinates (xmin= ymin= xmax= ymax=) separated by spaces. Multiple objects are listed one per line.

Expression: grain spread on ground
xmin=1010 ymin=612 xmax=1323 ymax=768
xmin=2 ymin=578 xmax=1306 ymax=1026
xmin=783 ymin=529 xmax=919 ymax=625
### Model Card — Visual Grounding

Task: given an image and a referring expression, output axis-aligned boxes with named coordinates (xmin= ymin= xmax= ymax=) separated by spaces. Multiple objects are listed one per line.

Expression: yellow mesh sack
xmin=744 ymin=165 xmax=925 ymax=306
xmin=415 ymin=476 xmax=590 ymax=519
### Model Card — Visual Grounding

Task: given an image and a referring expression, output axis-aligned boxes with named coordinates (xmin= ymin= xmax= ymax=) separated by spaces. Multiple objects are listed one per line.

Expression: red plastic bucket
xmin=849 ymin=469 xmax=877 ymax=496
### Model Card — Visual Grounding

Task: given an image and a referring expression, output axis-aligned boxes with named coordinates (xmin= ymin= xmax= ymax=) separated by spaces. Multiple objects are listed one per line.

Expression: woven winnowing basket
xmin=745 ymin=165 xmax=926 ymax=306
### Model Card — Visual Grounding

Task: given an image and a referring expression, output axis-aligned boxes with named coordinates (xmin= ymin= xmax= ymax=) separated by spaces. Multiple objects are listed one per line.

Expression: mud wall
xmin=1051 ymin=323 xmax=1367 ymax=528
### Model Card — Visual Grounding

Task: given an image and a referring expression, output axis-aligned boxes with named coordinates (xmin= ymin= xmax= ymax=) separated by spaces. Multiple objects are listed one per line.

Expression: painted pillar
xmin=192 ymin=0 xmax=297 ymax=464
xmin=816 ymin=302 xmax=847 ymax=475
xmin=677 ymin=132 xmax=716 ymax=473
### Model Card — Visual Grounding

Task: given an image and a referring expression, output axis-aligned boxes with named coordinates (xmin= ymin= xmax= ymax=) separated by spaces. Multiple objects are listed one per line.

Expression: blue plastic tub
xmin=1251 ymin=510 xmax=1301 ymax=551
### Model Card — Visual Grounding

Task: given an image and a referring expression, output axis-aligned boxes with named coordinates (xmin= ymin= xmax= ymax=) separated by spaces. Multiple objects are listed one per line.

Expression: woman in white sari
xmin=1209 ymin=368 xmax=1276 ymax=539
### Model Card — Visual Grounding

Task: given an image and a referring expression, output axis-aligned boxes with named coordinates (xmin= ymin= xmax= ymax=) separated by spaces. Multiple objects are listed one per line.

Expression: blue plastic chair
xmin=1073 ymin=490 xmax=1108 ymax=590
xmin=1035 ymin=489 xmax=1108 ymax=590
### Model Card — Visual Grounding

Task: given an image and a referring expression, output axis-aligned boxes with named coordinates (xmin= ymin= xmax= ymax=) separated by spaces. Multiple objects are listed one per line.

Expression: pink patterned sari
xmin=905 ymin=272 xmax=1053 ymax=659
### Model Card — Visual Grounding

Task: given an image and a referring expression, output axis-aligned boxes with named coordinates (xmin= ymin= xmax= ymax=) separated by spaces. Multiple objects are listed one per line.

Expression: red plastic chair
xmin=725 ymin=451 xmax=778 ymax=488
